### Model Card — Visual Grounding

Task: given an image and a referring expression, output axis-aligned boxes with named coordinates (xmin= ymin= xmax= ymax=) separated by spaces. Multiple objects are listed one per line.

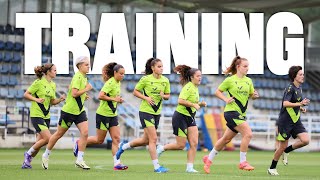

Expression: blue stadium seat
xmin=8 ymin=76 xmax=18 ymax=86
xmin=0 ymin=114 xmax=16 ymax=125
xmin=201 ymin=76 xmax=209 ymax=84
xmin=126 ymin=75 xmax=133 ymax=81
xmin=203 ymin=88 xmax=210 ymax=96
xmin=3 ymin=52 xmax=12 ymax=62
xmin=206 ymin=98 xmax=213 ymax=107
xmin=0 ymin=76 xmax=7 ymax=85
xmin=9 ymin=64 xmax=16 ymax=74
xmin=126 ymin=82 xmax=135 ymax=92
xmin=170 ymin=84 xmax=178 ymax=94
xmin=47 ymin=43 xmax=52 ymax=54
xmin=14 ymin=42 xmax=23 ymax=51
xmin=5 ymin=41 xmax=14 ymax=51
xmin=117 ymin=105 xmax=125 ymax=115
xmin=253 ymin=79 xmax=261 ymax=88
xmin=50 ymin=115 xmax=59 ymax=127
xmin=42 ymin=44 xmax=48 ymax=53
xmin=163 ymin=107 xmax=172 ymax=117
xmin=163 ymin=98 xmax=170 ymax=105
xmin=0 ymin=64 xmax=9 ymax=74
xmin=7 ymin=88 xmax=16 ymax=99
xmin=133 ymin=74 xmax=141 ymax=81
xmin=0 ymin=40 xmax=4 ymax=50
xmin=89 ymin=47 xmax=95 ymax=57
xmin=16 ymin=89 xmax=24 ymax=99
xmin=171 ymin=95 xmax=178 ymax=105
xmin=4 ymin=24 xmax=14 ymax=35
xmin=0 ymin=25 xmax=4 ymax=34
xmin=95 ymin=80 xmax=104 ymax=90
xmin=88 ymin=79 xmax=94 ymax=86
xmin=212 ymin=98 xmax=219 ymax=107
xmin=89 ymin=33 xmax=97 ymax=41
xmin=0 ymin=88 xmax=8 ymax=97
xmin=125 ymin=117 xmax=136 ymax=129
xmin=131 ymin=51 xmax=136 ymax=60
xmin=17 ymin=28 xmax=24 ymax=36
xmin=42 ymin=57 xmax=49 ymax=63
xmin=12 ymin=53 xmax=21 ymax=63
xmin=16 ymin=101 xmax=25 ymax=107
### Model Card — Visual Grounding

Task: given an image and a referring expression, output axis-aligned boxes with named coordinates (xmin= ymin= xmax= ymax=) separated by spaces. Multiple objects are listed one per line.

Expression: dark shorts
xmin=224 ymin=111 xmax=246 ymax=133
xmin=31 ymin=117 xmax=50 ymax=133
xmin=172 ymin=111 xmax=196 ymax=137
xmin=58 ymin=110 xmax=88 ymax=129
xmin=277 ymin=120 xmax=307 ymax=141
xmin=139 ymin=111 xmax=160 ymax=129
xmin=96 ymin=113 xmax=119 ymax=131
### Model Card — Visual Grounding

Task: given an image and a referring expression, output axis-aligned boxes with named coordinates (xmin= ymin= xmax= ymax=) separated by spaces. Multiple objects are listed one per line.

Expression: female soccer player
xmin=115 ymin=58 xmax=170 ymax=173
xmin=156 ymin=65 xmax=206 ymax=173
xmin=268 ymin=66 xmax=310 ymax=176
xmin=41 ymin=56 xmax=92 ymax=170
xmin=21 ymin=63 xmax=65 ymax=169
xmin=202 ymin=56 xmax=259 ymax=174
xmin=73 ymin=62 xmax=128 ymax=170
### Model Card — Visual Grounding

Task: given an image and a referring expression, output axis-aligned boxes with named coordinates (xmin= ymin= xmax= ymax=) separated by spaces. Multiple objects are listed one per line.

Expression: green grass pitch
xmin=0 ymin=148 xmax=319 ymax=180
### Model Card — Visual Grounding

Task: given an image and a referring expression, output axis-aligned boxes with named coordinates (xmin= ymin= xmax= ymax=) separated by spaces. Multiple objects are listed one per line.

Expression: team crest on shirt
xmin=150 ymin=118 xmax=155 ymax=124
xmin=245 ymin=81 xmax=249 ymax=85
xmin=238 ymin=115 xmax=244 ymax=120
xmin=282 ymin=133 xmax=287 ymax=138
xmin=161 ymin=82 xmax=166 ymax=86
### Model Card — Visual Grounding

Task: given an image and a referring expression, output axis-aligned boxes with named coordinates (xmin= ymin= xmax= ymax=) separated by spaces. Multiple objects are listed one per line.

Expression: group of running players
xmin=21 ymin=56 xmax=310 ymax=175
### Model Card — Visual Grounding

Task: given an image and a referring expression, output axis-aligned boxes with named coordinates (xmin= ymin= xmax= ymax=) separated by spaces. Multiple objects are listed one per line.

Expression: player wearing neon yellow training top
xmin=22 ymin=63 xmax=65 ymax=169
xmin=76 ymin=62 xmax=128 ymax=171
xmin=268 ymin=66 xmax=310 ymax=176
xmin=42 ymin=56 xmax=92 ymax=170
xmin=116 ymin=58 xmax=171 ymax=173
xmin=156 ymin=65 xmax=207 ymax=173
xmin=203 ymin=56 xmax=259 ymax=174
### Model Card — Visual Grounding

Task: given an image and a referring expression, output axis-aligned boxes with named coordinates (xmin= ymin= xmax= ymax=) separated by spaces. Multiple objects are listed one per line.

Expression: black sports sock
xmin=284 ymin=145 xmax=294 ymax=153
xmin=270 ymin=160 xmax=278 ymax=169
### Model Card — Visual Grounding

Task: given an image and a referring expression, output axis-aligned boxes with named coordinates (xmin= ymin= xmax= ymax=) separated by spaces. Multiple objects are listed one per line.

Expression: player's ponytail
xmin=224 ymin=56 xmax=247 ymax=75
xmin=102 ymin=62 xmax=117 ymax=82
xmin=34 ymin=63 xmax=54 ymax=79
xmin=174 ymin=65 xmax=198 ymax=86
xmin=144 ymin=58 xmax=161 ymax=75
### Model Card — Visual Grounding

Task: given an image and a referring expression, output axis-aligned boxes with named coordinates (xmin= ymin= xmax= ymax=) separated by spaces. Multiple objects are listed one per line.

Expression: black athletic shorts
xmin=139 ymin=111 xmax=160 ymax=129
xmin=277 ymin=120 xmax=307 ymax=141
xmin=96 ymin=113 xmax=118 ymax=130
xmin=172 ymin=111 xmax=196 ymax=137
xmin=58 ymin=110 xmax=88 ymax=129
xmin=31 ymin=117 xmax=50 ymax=133
xmin=224 ymin=111 xmax=246 ymax=133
